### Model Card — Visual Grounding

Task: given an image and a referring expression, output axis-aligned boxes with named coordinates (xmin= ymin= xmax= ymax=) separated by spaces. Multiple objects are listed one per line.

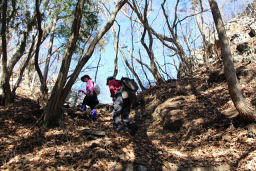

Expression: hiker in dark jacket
xmin=106 ymin=76 xmax=138 ymax=135
xmin=79 ymin=75 xmax=99 ymax=120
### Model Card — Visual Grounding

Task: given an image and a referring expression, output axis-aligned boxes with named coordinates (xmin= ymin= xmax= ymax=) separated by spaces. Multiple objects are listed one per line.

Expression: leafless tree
xmin=12 ymin=35 xmax=36 ymax=94
xmin=192 ymin=0 xmax=209 ymax=65
xmin=102 ymin=2 xmax=146 ymax=89
xmin=34 ymin=0 xmax=47 ymax=104
xmin=127 ymin=0 xmax=194 ymax=79
xmin=130 ymin=0 xmax=164 ymax=84
xmin=208 ymin=0 xmax=256 ymax=121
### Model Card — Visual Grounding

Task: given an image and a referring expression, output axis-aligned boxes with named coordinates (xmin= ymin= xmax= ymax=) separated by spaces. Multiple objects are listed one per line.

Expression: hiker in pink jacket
xmin=79 ymin=75 xmax=99 ymax=120
xmin=106 ymin=76 xmax=138 ymax=135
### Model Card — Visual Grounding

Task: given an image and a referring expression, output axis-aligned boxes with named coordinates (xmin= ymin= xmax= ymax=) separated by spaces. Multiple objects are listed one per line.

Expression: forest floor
xmin=0 ymin=61 xmax=256 ymax=171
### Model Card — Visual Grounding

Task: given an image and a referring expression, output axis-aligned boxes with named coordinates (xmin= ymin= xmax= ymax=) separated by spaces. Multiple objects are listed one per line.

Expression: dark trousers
xmin=82 ymin=91 xmax=99 ymax=109
xmin=112 ymin=94 xmax=134 ymax=129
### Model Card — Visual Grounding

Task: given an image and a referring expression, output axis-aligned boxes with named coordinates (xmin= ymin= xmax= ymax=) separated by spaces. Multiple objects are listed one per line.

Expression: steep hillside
xmin=0 ymin=61 xmax=255 ymax=170
xmin=134 ymin=61 xmax=256 ymax=170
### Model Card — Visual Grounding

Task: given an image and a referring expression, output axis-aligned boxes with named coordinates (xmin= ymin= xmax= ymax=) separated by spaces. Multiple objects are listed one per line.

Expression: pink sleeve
xmin=86 ymin=80 xmax=94 ymax=93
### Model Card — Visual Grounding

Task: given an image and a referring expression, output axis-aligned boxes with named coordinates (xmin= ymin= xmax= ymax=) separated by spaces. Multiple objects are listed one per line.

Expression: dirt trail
xmin=0 ymin=61 xmax=256 ymax=170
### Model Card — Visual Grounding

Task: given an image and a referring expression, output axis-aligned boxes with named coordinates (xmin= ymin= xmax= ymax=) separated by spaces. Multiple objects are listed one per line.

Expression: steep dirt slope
xmin=134 ymin=61 xmax=256 ymax=170
xmin=0 ymin=61 xmax=255 ymax=170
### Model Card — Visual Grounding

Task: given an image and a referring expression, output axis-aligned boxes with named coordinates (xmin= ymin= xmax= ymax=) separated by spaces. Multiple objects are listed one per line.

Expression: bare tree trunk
xmin=94 ymin=50 xmax=101 ymax=82
xmin=0 ymin=0 xmax=12 ymax=105
xmin=43 ymin=0 xmax=85 ymax=127
xmin=124 ymin=46 xmax=153 ymax=87
xmin=110 ymin=17 xmax=146 ymax=90
xmin=140 ymin=28 xmax=163 ymax=84
xmin=112 ymin=23 xmax=120 ymax=77
xmin=129 ymin=0 xmax=193 ymax=78
xmin=192 ymin=0 xmax=209 ymax=65
xmin=160 ymin=0 xmax=193 ymax=78
xmin=140 ymin=0 xmax=163 ymax=84
xmin=208 ymin=0 xmax=256 ymax=121
xmin=24 ymin=61 xmax=34 ymax=88
xmin=0 ymin=0 xmax=2 ymax=56
xmin=101 ymin=4 xmax=120 ymax=78
xmin=43 ymin=17 xmax=57 ymax=87
xmin=139 ymin=49 xmax=152 ymax=87
xmin=119 ymin=46 xmax=146 ymax=90
xmin=34 ymin=0 xmax=48 ymax=106
xmin=126 ymin=46 xmax=154 ymax=87
xmin=103 ymin=2 xmax=146 ymax=89
xmin=12 ymin=35 xmax=36 ymax=94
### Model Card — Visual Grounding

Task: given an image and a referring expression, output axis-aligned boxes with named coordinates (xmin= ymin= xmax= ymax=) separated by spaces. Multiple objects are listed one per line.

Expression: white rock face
xmin=191 ymin=15 xmax=256 ymax=66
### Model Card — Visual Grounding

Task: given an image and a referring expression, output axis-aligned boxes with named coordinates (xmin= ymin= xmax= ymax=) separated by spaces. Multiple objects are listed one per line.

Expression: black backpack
xmin=121 ymin=77 xmax=139 ymax=108
xmin=121 ymin=77 xmax=139 ymax=92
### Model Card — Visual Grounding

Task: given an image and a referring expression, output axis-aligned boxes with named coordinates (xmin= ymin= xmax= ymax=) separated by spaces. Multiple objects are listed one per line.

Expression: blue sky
xmin=42 ymin=0 xmax=253 ymax=104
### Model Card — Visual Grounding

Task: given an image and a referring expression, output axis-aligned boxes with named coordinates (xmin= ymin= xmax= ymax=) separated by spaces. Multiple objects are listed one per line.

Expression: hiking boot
xmin=115 ymin=124 xmax=126 ymax=132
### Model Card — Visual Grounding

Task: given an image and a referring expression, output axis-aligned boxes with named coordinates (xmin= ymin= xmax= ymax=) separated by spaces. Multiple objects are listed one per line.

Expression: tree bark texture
xmin=112 ymin=23 xmax=120 ymax=78
xmin=44 ymin=0 xmax=85 ymax=127
xmin=0 ymin=0 xmax=12 ymax=105
xmin=34 ymin=0 xmax=48 ymax=102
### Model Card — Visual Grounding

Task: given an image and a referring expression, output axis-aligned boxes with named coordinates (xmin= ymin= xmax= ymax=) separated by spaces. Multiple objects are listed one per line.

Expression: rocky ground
xmin=0 ymin=61 xmax=256 ymax=170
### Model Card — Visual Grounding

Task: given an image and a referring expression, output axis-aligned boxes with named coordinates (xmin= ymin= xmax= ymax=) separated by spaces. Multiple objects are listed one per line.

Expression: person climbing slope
xmin=79 ymin=75 xmax=99 ymax=120
xmin=106 ymin=76 xmax=138 ymax=135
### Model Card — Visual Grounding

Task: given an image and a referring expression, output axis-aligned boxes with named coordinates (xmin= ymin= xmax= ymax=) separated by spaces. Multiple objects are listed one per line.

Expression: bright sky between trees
xmin=40 ymin=0 xmax=252 ymax=104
